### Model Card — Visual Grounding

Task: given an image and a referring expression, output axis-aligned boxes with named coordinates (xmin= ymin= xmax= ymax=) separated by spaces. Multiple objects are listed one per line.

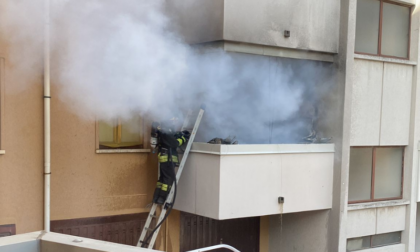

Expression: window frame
xmin=347 ymin=231 xmax=402 ymax=251
xmin=95 ymin=117 xmax=148 ymax=152
xmin=348 ymin=146 xmax=405 ymax=204
xmin=355 ymin=0 xmax=412 ymax=60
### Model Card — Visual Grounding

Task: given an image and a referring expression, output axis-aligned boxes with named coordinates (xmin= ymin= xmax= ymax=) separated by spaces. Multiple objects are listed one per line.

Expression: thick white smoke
xmin=1 ymin=0 xmax=335 ymax=144
xmin=0 ymin=0 xmax=44 ymax=92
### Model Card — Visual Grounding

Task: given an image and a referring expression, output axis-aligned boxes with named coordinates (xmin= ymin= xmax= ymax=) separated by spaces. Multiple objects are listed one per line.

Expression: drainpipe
xmin=44 ymin=0 xmax=51 ymax=232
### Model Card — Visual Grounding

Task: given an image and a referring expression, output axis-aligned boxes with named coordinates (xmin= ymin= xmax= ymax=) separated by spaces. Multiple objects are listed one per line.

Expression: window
xmin=355 ymin=0 xmax=411 ymax=59
xmin=347 ymin=232 xmax=402 ymax=251
xmin=0 ymin=224 xmax=16 ymax=237
xmin=348 ymin=147 xmax=404 ymax=203
xmin=97 ymin=115 xmax=144 ymax=149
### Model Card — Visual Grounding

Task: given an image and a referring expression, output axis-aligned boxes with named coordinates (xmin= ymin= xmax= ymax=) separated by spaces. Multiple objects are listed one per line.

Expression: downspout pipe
xmin=44 ymin=0 xmax=51 ymax=232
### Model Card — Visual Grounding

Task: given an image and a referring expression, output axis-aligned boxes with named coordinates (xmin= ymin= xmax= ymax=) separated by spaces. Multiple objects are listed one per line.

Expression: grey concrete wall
xmin=350 ymin=59 xmax=414 ymax=146
xmin=359 ymin=244 xmax=405 ymax=252
xmin=168 ymin=0 xmax=340 ymax=54
xmin=269 ymin=210 xmax=329 ymax=252
xmin=350 ymin=59 xmax=383 ymax=145
xmin=166 ymin=0 xmax=224 ymax=44
xmin=404 ymin=1 xmax=420 ymax=250
xmin=223 ymin=0 xmax=340 ymax=53
xmin=347 ymin=205 xmax=406 ymax=238
xmin=330 ymin=0 xmax=358 ymax=251
xmin=416 ymin=203 xmax=420 ymax=252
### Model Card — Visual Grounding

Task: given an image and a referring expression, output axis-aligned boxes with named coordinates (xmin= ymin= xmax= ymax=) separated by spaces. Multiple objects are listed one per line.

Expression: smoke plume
xmin=1 ymin=0 xmax=335 ymax=144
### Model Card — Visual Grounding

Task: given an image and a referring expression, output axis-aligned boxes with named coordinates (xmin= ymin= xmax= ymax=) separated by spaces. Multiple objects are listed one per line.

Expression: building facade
xmin=1 ymin=0 xmax=420 ymax=252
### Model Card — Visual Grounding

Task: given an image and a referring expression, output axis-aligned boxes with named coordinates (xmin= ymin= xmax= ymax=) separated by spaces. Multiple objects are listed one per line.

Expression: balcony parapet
xmin=174 ymin=143 xmax=335 ymax=220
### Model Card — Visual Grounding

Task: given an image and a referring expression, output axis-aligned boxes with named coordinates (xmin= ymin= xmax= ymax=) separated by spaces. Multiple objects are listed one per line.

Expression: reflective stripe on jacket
xmin=158 ymin=153 xmax=179 ymax=163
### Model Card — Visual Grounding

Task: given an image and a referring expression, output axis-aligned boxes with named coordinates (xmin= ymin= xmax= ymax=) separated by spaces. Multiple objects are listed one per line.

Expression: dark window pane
xmin=98 ymin=116 xmax=143 ymax=149
xmin=374 ymin=147 xmax=403 ymax=199
xmin=347 ymin=236 xmax=371 ymax=251
xmin=371 ymin=232 xmax=401 ymax=247
xmin=355 ymin=0 xmax=380 ymax=54
xmin=349 ymin=148 xmax=373 ymax=201
xmin=381 ymin=3 xmax=410 ymax=58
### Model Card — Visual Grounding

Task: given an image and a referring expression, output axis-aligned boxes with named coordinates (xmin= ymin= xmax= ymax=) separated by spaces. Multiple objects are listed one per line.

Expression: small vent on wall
xmin=0 ymin=224 xmax=16 ymax=237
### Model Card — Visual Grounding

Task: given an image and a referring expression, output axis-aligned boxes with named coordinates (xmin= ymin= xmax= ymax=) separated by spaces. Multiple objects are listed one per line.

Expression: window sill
xmin=0 ymin=150 xmax=5 ymax=155
xmin=348 ymin=199 xmax=410 ymax=211
xmin=96 ymin=149 xmax=151 ymax=154
xmin=354 ymin=54 xmax=417 ymax=66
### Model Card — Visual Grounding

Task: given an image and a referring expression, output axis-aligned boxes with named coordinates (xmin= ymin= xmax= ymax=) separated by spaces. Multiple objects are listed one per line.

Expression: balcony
xmin=174 ymin=143 xmax=335 ymax=220
xmin=0 ymin=231 xmax=160 ymax=252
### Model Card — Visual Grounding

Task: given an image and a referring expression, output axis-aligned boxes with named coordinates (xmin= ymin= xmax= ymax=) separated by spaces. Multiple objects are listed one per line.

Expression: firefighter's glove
xmin=182 ymin=130 xmax=191 ymax=140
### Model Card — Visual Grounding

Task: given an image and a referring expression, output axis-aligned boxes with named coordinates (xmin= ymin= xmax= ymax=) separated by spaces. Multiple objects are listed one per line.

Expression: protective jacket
xmin=157 ymin=131 xmax=187 ymax=165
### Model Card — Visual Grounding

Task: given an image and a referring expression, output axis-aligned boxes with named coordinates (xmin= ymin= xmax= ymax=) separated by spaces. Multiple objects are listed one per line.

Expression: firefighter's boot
xmin=152 ymin=182 xmax=162 ymax=204
xmin=156 ymin=183 xmax=170 ymax=205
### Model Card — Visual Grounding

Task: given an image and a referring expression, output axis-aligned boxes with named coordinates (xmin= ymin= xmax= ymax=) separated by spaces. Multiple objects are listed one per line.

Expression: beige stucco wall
xmin=0 ymin=64 xmax=165 ymax=233
xmin=0 ymin=71 xmax=181 ymax=250
xmin=0 ymin=49 xmax=172 ymax=246
xmin=0 ymin=0 xmax=44 ymax=234
xmin=0 ymin=58 xmax=44 ymax=233
xmin=50 ymin=86 xmax=157 ymax=220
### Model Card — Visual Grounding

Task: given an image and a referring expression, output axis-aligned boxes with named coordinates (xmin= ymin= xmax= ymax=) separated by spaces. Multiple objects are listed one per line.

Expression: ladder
xmin=137 ymin=105 xmax=205 ymax=249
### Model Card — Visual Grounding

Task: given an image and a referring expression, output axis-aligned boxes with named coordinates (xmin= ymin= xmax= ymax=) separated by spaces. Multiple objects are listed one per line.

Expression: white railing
xmin=186 ymin=244 xmax=240 ymax=252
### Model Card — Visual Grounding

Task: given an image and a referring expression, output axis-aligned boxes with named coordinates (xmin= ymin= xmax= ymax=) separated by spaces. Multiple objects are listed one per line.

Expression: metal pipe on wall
xmin=44 ymin=0 xmax=51 ymax=232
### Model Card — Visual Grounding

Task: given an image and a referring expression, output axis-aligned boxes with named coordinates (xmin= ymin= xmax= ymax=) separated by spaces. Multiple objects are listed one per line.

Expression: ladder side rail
xmin=147 ymin=108 xmax=205 ymax=249
xmin=163 ymin=108 xmax=204 ymax=207
xmin=136 ymin=203 xmax=158 ymax=247
xmin=176 ymin=108 xmax=204 ymax=182
xmin=147 ymin=206 xmax=169 ymax=249
xmin=181 ymin=109 xmax=193 ymax=131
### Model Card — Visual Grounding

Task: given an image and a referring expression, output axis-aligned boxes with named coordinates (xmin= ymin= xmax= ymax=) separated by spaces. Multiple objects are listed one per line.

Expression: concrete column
xmin=407 ymin=2 xmax=420 ymax=252
xmin=329 ymin=0 xmax=357 ymax=251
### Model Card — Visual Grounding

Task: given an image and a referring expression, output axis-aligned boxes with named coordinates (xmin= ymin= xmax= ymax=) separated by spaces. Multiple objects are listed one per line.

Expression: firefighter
xmin=151 ymin=118 xmax=190 ymax=205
